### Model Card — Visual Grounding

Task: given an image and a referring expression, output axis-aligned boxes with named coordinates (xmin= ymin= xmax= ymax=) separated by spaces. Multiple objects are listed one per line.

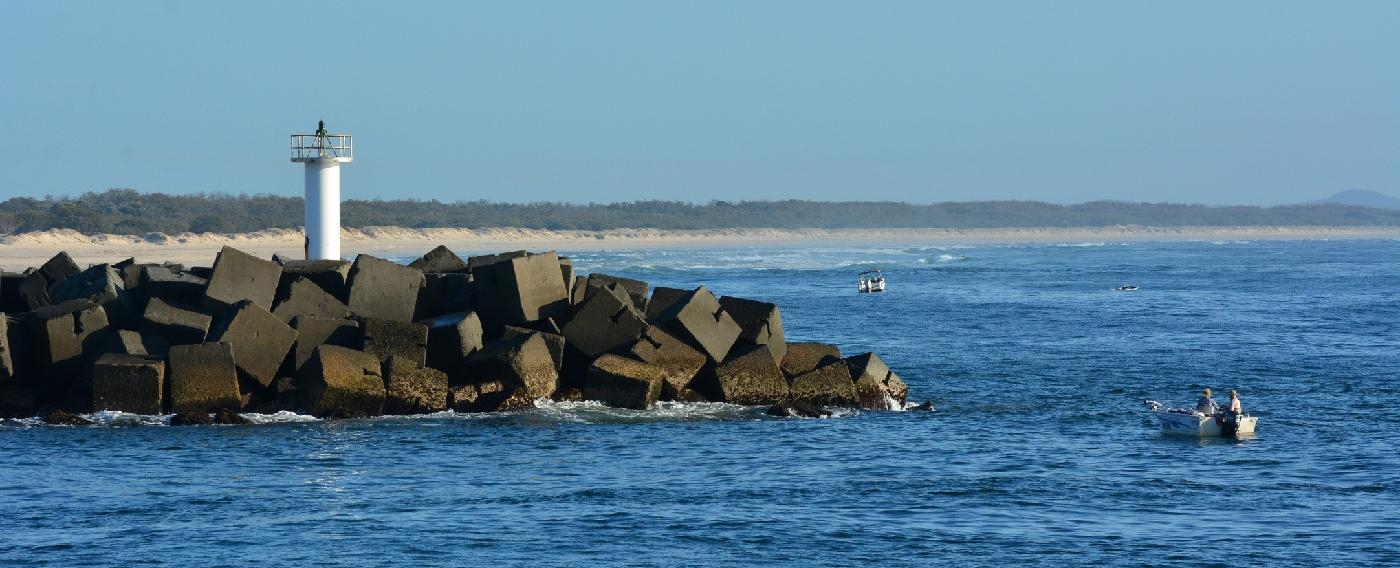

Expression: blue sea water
xmin=2 ymin=239 xmax=1399 ymax=567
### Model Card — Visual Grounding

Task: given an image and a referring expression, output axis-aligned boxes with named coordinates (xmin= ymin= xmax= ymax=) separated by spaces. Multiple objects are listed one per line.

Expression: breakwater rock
xmin=0 ymin=246 xmax=908 ymax=421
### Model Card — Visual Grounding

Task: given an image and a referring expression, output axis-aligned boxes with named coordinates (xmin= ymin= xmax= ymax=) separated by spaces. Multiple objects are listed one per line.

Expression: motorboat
xmin=1114 ymin=284 xmax=1139 ymax=291
xmin=858 ymin=270 xmax=886 ymax=293
xmin=1144 ymin=400 xmax=1257 ymax=438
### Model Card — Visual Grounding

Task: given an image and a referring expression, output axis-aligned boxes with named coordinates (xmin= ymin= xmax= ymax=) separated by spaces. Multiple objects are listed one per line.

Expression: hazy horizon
xmin=3 ymin=2 xmax=1397 ymax=206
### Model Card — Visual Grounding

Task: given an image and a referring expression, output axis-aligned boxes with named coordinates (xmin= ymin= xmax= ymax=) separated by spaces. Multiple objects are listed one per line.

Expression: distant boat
xmin=1144 ymin=400 xmax=1258 ymax=438
xmin=858 ymin=270 xmax=886 ymax=293
xmin=1114 ymin=284 xmax=1139 ymax=291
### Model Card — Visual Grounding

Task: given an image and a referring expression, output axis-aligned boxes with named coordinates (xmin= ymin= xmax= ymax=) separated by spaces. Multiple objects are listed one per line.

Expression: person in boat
xmin=1227 ymin=390 xmax=1241 ymax=415
xmin=1196 ymin=388 xmax=1220 ymax=415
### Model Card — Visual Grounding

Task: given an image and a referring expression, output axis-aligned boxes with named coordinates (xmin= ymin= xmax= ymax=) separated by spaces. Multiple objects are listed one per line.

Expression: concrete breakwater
xmin=0 ymin=246 xmax=909 ymax=423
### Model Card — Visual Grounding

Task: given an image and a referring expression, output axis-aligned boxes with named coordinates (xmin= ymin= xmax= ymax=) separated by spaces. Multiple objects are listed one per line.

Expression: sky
xmin=1 ymin=1 xmax=1397 ymax=206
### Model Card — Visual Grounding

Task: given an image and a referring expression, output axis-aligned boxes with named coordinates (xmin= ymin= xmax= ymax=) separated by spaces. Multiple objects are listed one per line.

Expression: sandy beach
xmin=2 ymin=225 xmax=1397 ymax=270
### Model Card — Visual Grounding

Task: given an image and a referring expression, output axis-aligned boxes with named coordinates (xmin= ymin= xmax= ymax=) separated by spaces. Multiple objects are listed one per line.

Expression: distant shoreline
xmin=2 ymin=225 xmax=1396 ymax=270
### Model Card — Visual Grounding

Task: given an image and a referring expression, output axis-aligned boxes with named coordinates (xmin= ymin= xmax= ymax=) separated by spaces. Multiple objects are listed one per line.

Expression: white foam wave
xmin=242 ymin=411 xmax=321 ymax=424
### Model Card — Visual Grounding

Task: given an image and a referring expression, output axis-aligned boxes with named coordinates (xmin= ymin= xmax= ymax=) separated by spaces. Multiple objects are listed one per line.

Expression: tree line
xmin=1 ymin=189 xmax=1397 ymax=235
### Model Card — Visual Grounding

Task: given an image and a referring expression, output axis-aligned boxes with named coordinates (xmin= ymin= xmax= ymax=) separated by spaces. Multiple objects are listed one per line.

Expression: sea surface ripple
xmin=2 ymin=239 xmax=1398 ymax=566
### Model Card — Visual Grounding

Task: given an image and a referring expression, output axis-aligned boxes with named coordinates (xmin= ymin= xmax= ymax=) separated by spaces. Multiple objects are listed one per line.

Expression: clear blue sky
xmin=2 ymin=1 xmax=1396 ymax=205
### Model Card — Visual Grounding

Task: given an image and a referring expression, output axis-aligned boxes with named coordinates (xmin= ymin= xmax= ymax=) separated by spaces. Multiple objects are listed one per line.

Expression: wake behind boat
xmin=1145 ymin=400 xmax=1258 ymax=438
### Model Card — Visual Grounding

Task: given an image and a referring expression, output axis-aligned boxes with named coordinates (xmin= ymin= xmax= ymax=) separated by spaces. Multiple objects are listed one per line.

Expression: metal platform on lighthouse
xmin=291 ymin=121 xmax=353 ymax=260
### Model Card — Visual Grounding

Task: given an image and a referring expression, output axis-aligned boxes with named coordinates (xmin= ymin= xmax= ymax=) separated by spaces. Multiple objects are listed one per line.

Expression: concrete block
xmin=570 ymin=275 xmax=588 ymax=306
xmin=718 ymin=296 xmax=786 ymax=364
xmin=583 ymin=354 xmax=664 ymax=410
xmin=409 ymin=245 xmax=469 ymax=274
xmin=52 ymin=264 xmax=136 ymax=331
xmin=473 ymin=252 xmax=571 ymax=335
xmin=167 ymin=343 xmax=241 ymax=414
xmin=654 ymin=286 xmax=740 ymax=363
xmin=300 ymin=345 xmax=384 ymax=418
xmin=18 ymin=271 xmax=52 ymax=310
xmin=560 ymin=284 xmax=648 ymax=359
xmin=383 ymin=356 xmax=449 ymax=415
xmin=781 ymin=342 xmax=844 ymax=377
xmin=361 ymin=318 xmax=428 ymax=366
xmin=142 ymin=296 xmax=212 ymax=346
xmin=0 ymin=314 xmax=33 ymax=384
xmin=291 ymin=316 xmax=362 ymax=373
xmin=414 ymin=272 xmax=472 ymax=321
xmin=272 ymin=276 xmax=352 ymax=323
xmin=447 ymin=379 xmax=534 ymax=413
xmin=847 ymin=352 xmax=908 ymax=410
xmin=466 ymin=250 xmax=529 ymax=272
xmin=280 ymin=259 xmax=352 ymax=303
xmin=645 ymin=287 xmax=689 ymax=322
xmin=207 ymin=300 xmax=299 ymax=389
xmin=503 ymin=325 xmax=564 ymax=372
xmin=466 ymin=333 xmax=558 ymax=400
xmin=0 ymin=273 xmax=28 ymax=313
xmin=141 ymin=266 xmax=207 ymax=309
xmin=104 ymin=329 xmax=170 ymax=358
xmin=423 ymin=311 xmax=483 ymax=383
xmin=346 ymin=254 xmax=423 ymax=323
xmin=90 ymin=354 xmax=165 ymax=415
xmin=559 ymin=257 xmax=575 ymax=299
xmin=38 ymin=252 xmax=80 ymax=288
xmin=202 ymin=246 xmax=282 ymax=314
xmin=586 ymin=274 xmax=649 ymax=312
xmin=28 ymin=300 xmax=109 ymax=403
xmin=789 ymin=361 xmax=858 ymax=408
xmin=0 ymin=384 xmax=35 ymax=418
xmin=713 ymin=345 xmax=789 ymax=406
xmin=627 ymin=326 xmax=708 ymax=401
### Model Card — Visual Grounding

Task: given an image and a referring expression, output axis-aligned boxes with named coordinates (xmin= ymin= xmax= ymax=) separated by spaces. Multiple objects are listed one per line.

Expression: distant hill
xmin=3 ymin=189 xmax=1400 ymax=235
xmin=1312 ymin=190 xmax=1400 ymax=210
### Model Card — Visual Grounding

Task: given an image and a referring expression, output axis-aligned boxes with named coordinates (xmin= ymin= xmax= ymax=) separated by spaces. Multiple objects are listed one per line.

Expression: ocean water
xmin=3 ymin=239 xmax=1399 ymax=567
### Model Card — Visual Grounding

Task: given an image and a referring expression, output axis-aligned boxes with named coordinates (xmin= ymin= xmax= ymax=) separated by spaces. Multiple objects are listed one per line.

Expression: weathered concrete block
xmin=50 ymin=264 xmax=123 ymax=307
xmin=409 ymin=245 xmax=469 ymax=274
xmin=383 ymin=356 xmax=449 ymax=415
xmin=201 ymin=246 xmax=282 ymax=315
xmin=447 ymin=379 xmax=534 ymax=413
xmin=207 ymin=300 xmax=299 ymax=389
xmin=142 ymin=296 xmax=212 ymax=346
xmin=423 ymin=311 xmax=483 ymax=383
xmin=168 ymin=343 xmax=241 ymax=414
xmin=466 ymin=250 xmax=530 ymax=272
xmin=141 ymin=266 xmax=207 ymax=309
xmin=0 ymin=384 xmax=35 ymax=418
xmin=104 ymin=329 xmax=170 ymax=358
xmin=847 ymin=352 xmax=909 ymax=410
xmin=559 ymin=258 xmax=575 ymax=299
xmin=38 ymin=252 xmax=81 ymax=288
xmin=300 ymin=345 xmax=385 ymax=418
xmin=0 ymin=273 xmax=28 ymax=313
xmin=280 ymin=259 xmax=352 ymax=303
xmin=473 ymin=252 xmax=571 ymax=335
xmin=714 ymin=345 xmax=789 ymax=406
xmin=645 ymin=287 xmax=689 ymax=322
xmin=466 ymin=333 xmax=558 ymax=401
xmin=90 ymin=354 xmax=165 ymax=415
xmin=346 ymin=254 xmax=423 ymax=323
xmin=561 ymin=284 xmax=648 ymax=359
xmin=583 ymin=354 xmax=664 ymax=410
xmin=18 ymin=271 xmax=52 ymax=310
xmin=0 ymin=314 xmax=33 ymax=384
xmin=654 ymin=286 xmax=740 ymax=363
xmin=781 ymin=343 xmax=844 ymax=377
xmin=503 ymin=325 xmax=564 ymax=371
xmin=789 ymin=361 xmax=858 ymax=408
xmin=291 ymin=316 xmax=362 ymax=373
xmin=28 ymin=300 xmax=109 ymax=404
xmin=718 ymin=296 xmax=786 ymax=365
xmin=272 ymin=276 xmax=352 ymax=323
xmin=569 ymin=275 xmax=587 ymax=306
xmin=414 ymin=272 xmax=472 ymax=321
xmin=585 ymin=274 xmax=649 ymax=312
xmin=627 ymin=326 xmax=708 ymax=401
xmin=361 ymin=318 xmax=428 ymax=366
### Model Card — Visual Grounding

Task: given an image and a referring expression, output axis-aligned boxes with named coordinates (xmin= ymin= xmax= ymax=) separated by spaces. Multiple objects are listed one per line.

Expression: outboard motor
xmin=1220 ymin=414 xmax=1239 ymax=438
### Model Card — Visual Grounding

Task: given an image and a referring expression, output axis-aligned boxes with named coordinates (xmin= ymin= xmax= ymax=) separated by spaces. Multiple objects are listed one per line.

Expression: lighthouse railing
xmin=290 ymin=134 xmax=354 ymax=161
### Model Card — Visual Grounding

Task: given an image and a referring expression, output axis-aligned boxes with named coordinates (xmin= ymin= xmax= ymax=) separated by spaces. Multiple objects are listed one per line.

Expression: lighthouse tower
xmin=290 ymin=121 xmax=353 ymax=260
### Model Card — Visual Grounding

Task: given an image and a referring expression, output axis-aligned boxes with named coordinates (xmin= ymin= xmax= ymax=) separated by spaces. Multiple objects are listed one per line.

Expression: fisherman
xmin=1196 ymin=388 xmax=1220 ymax=415
xmin=1227 ymin=389 xmax=1242 ymax=415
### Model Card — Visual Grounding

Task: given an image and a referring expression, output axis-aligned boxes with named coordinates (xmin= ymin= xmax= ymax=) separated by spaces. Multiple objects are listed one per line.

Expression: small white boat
xmin=1114 ymin=284 xmax=1139 ymax=291
xmin=1144 ymin=400 xmax=1257 ymax=437
xmin=858 ymin=270 xmax=886 ymax=293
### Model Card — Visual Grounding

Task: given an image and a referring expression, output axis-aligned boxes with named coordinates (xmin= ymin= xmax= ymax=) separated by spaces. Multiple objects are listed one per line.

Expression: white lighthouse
xmin=290 ymin=121 xmax=353 ymax=260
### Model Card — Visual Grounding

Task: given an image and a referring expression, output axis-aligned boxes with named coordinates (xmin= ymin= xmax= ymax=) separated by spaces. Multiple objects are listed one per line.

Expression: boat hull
xmin=1153 ymin=411 xmax=1257 ymax=437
